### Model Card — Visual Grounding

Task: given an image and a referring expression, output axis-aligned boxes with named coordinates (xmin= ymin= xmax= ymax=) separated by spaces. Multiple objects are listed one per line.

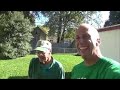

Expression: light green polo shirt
xmin=28 ymin=57 xmax=65 ymax=79
xmin=71 ymin=56 xmax=120 ymax=79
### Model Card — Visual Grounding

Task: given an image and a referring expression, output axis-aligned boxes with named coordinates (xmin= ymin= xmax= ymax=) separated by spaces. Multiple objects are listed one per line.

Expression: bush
xmin=0 ymin=11 xmax=34 ymax=59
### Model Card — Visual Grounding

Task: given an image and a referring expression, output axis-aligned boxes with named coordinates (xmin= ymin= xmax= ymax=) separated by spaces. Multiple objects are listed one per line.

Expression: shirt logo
xmin=77 ymin=77 xmax=86 ymax=79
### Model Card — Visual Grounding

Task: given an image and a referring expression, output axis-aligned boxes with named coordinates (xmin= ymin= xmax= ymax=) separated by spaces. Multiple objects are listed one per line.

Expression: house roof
xmin=35 ymin=26 xmax=49 ymax=35
xmin=39 ymin=27 xmax=47 ymax=35
xmin=36 ymin=26 xmax=47 ymax=34
xmin=34 ymin=26 xmax=46 ymax=34
xmin=98 ymin=24 xmax=120 ymax=32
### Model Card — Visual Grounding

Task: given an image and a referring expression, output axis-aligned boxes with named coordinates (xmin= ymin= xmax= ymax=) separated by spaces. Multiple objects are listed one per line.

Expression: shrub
xmin=0 ymin=11 xmax=34 ymax=59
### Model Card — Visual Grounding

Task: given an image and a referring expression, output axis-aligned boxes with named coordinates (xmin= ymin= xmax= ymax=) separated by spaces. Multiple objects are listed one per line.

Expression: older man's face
xmin=36 ymin=50 xmax=51 ymax=64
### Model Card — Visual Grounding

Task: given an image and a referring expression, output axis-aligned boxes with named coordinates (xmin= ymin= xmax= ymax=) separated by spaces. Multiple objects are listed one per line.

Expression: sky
xmin=100 ymin=11 xmax=110 ymax=27
xmin=35 ymin=13 xmax=48 ymax=26
xmin=35 ymin=11 xmax=110 ymax=28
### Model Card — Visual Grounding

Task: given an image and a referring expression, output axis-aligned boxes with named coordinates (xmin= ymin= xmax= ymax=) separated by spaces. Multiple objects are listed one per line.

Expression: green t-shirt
xmin=28 ymin=57 xmax=65 ymax=79
xmin=71 ymin=56 xmax=120 ymax=79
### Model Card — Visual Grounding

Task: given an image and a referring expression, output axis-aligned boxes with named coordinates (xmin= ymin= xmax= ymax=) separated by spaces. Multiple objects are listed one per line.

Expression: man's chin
xmin=81 ymin=54 xmax=90 ymax=59
xmin=39 ymin=58 xmax=47 ymax=63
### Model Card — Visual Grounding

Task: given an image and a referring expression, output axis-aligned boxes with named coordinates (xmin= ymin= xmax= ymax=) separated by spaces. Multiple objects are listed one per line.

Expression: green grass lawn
xmin=0 ymin=53 xmax=83 ymax=79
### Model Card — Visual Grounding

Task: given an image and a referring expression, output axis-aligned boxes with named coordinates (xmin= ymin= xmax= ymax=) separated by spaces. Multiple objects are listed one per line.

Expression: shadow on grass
xmin=8 ymin=76 xmax=28 ymax=79
xmin=8 ymin=72 xmax=71 ymax=79
xmin=65 ymin=72 xmax=71 ymax=79
xmin=74 ymin=53 xmax=81 ymax=56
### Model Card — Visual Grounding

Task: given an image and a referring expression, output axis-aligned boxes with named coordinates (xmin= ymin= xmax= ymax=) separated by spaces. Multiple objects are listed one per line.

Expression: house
xmin=48 ymin=36 xmax=57 ymax=43
xmin=30 ymin=26 xmax=47 ymax=52
xmin=98 ymin=24 xmax=120 ymax=62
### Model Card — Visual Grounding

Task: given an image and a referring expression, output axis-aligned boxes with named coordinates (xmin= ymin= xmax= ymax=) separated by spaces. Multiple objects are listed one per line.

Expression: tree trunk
xmin=57 ymin=13 xmax=62 ymax=43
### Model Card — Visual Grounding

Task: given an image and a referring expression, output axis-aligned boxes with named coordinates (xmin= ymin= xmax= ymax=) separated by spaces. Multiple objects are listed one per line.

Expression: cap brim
xmin=34 ymin=47 xmax=49 ymax=52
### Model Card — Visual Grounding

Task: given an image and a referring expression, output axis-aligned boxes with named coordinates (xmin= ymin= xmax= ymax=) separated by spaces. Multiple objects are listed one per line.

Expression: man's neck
xmin=83 ymin=54 xmax=102 ymax=66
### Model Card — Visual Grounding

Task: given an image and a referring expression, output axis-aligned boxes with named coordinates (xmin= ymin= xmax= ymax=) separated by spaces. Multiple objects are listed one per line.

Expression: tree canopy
xmin=0 ymin=11 xmax=34 ymax=59
xmin=40 ymin=11 xmax=102 ymax=43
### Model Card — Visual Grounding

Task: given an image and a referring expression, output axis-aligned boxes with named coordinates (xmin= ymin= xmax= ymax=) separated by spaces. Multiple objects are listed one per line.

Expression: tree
xmin=22 ymin=11 xmax=35 ymax=25
xmin=104 ymin=11 xmax=120 ymax=27
xmin=0 ymin=11 xmax=36 ymax=25
xmin=64 ymin=28 xmax=75 ymax=41
xmin=40 ymin=11 xmax=102 ymax=43
xmin=0 ymin=11 xmax=34 ymax=59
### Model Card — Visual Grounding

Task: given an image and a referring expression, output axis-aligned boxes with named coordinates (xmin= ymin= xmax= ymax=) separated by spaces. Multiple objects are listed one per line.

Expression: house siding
xmin=98 ymin=25 xmax=120 ymax=62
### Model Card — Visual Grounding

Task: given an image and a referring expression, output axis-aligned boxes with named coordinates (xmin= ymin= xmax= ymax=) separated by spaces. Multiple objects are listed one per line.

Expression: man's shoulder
xmin=53 ymin=59 xmax=61 ymax=65
xmin=102 ymin=57 xmax=120 ymax=77
xmin=101 ymin=56 xmax=120 ymax=67
xmin=30 ymin=58 xmax=39 ymax=63
xmin=73 ymin=62 xmax=84 ymax=69
xmin=31 ymin=57 xmax=38 ymax=60
xmin=52 ymin=59 xmax=63 ymax=68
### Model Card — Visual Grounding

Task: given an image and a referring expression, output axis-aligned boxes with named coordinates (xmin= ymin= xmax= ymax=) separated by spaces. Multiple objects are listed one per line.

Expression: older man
xmin=28 ymin=40 xmax=65 ymax=79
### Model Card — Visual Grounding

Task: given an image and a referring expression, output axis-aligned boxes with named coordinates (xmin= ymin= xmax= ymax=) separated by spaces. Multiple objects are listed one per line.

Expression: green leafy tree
xmin=0 ymin=11 xmax=34 ymax=59
xmin=40 ymin=11 xmax=101 ymax=43
xmin=64 ymin=28 xmax=75 ymax=41
xmin=23 ymin=11 xmax=35 ymax=25
xmin=0 ymin=11 xmax=35 ymax=25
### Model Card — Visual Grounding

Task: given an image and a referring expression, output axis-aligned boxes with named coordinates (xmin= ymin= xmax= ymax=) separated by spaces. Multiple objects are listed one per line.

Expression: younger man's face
xmin=76 ymin=25 xmax=100 ymax=58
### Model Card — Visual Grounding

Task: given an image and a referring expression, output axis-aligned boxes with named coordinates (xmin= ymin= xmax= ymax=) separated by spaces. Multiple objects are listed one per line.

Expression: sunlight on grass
xmin=53 ymin=53 xmax=83 ymax=72
xmin=0 ymin=54 xmax=83 ymax=79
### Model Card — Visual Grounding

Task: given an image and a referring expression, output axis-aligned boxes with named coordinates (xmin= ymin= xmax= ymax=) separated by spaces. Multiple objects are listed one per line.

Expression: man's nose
xmin=78 ymin=38 xmax=85 ymax=44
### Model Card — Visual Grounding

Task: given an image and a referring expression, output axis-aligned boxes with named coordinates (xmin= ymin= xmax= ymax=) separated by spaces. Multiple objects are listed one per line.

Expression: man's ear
xmin=96 ymin=38 xmax=101 ymax=46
